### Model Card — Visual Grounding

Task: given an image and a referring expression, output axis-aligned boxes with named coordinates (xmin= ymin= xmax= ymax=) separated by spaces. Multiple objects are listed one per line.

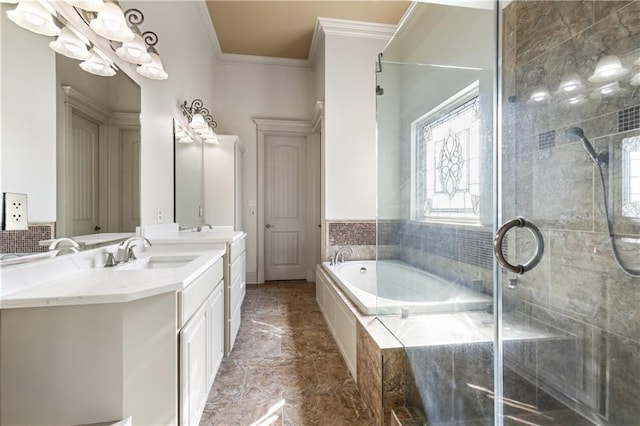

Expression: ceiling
xmin=205 ymin=1 xmax=411 ymax=60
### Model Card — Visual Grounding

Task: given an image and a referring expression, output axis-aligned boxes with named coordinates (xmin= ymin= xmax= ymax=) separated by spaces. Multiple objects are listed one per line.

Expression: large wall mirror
xmin=1 ymin=4 xmax=141 ymax=240
xmin=173 ymin=119 xmax=204 ymax=228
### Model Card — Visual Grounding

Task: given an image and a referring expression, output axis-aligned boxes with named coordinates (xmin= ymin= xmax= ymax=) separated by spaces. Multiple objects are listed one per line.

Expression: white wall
xmin=323 ymin=31 xmax=392 ymax=220
xmin=0 ymin=5 xmax=57 ymax=222
xmin=1 ymin=1 xmax=218 ymax=231
xmin=212 ymin=61 xmax=315 ymax=282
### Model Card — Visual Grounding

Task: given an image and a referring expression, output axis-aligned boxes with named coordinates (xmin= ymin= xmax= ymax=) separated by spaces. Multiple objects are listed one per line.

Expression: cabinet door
xmin=207 ymin=282 xmax=224 ymax=388
xmin=179 ymin=311 xmax=208 ymax=426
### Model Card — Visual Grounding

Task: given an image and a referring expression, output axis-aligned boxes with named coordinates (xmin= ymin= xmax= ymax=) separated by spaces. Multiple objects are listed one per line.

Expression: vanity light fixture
xmin=181 ymin=99 xmax=218 ymax=134
xmin=89 ymin=0 xmax=133 ymax=42
xmin=201 ymin=127 xmax=219 ymax=144
xmin=79 ymin=47 xmax=115 ymax=76
xmin=7 ymin=0 xmax=60 ymax=37
xmin=49 ymin=25 xmax=91 ymax=60
xmin=588 ymin=55 xmax=627 ymax=83
xmin=115 ymin=8 xmax=151 ymax=64
xmin=136 ymin=46 xmax=168 ymax=80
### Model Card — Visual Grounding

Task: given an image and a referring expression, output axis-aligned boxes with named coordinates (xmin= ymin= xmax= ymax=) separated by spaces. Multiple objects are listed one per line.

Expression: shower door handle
xmin=493 ymin=217 xmax=544 ymax=275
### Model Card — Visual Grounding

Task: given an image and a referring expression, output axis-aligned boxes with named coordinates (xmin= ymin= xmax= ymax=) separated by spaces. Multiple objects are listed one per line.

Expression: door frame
xmin=254 ymin=118 xmax=315 ymax=284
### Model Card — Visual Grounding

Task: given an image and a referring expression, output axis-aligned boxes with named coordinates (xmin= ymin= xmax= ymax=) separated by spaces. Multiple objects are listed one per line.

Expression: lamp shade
xmin=79 ymin=48 xmax=115 ymax=76
xmin=116 ymin=31 xmax=152 ymax=64
xmin=7 ymin=0 xmax=60 ymax=37
xmin=136 ymin=50 xmax=168 ymax=80
xmin=50 ymin=26 xmax=91 ymax=60
xmin=89 ymin=1 xmax=134 ymax=42
xmin=62 ymin=0 xmax=104 ymax=12
xmin=588 ymin=55 xmax=627 ymax=83
xmin=189 ymin=113 xmax=207 ymax=130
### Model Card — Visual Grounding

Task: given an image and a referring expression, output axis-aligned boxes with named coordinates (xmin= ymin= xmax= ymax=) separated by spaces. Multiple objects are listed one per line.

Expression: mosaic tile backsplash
xmin=328 ymin=221 xmax=376 ymax=246
xmin=1 ymin=223 xmax=53 ymax=254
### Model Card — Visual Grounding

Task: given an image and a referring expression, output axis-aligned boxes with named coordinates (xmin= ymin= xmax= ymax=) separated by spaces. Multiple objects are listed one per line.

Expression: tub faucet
xmin=196 ymin=224 xmax=213 ymax=232
xmin=334 ymin=246 xmax=354 ymax=265
xmin=48 ymin=237 xmax=82 ymax=257
xmin=115 ymin=236 xmax=152 ymax=263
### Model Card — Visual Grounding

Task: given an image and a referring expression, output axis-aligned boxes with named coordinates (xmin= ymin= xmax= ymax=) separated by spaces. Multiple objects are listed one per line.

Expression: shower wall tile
xmin=531 ymin=142 xmax=595 ymax=231
xmin=451 ymin=343 xmax=494 ymax=422
xmin=607 ymin=331 xmax=640 ymax=424
xmin=515 ymin=0 xmax=593 ymax=65
xmin=404 ymin=345 xmax=454 ymax=424
xmin=594 ymin=1 xmax=632 ymax=22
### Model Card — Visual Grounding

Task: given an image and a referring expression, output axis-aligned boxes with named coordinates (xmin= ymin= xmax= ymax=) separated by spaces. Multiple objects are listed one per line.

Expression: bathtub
xmin=323 ymin=260 xmax=492 ymax=315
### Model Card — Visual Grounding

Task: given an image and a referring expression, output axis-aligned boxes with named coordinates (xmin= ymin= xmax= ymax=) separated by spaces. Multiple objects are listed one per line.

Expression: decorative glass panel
xmin=622 ymin=136 xmax=640 ymax=218
xmin=417 ymin=96 xmax=480 ymax=221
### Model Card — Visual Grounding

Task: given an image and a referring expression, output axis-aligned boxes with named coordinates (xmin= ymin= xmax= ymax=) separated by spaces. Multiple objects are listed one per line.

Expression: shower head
xmin=565 ymin=127 xmax=585 ymax=139
xmin=564 ymin=126 xmax=606 ymax=166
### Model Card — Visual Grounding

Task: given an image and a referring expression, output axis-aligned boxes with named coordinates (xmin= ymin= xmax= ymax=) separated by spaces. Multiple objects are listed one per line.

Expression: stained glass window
xmin=622 ymin=136 xmax=640 ymax=218
xmin=415 ymin=94 xmax=480 ymax=222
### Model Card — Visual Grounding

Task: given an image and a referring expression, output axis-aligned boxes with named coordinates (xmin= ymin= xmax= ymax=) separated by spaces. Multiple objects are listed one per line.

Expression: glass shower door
xmin=500 ymin=1 xmax=640 ymax=424
xmin=375 ymin=2 xmax=500 ymax=424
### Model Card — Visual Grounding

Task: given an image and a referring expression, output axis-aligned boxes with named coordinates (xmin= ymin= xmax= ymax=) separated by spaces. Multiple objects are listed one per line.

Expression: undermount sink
xmin=117 ymin=255 xmax=199 ymax=270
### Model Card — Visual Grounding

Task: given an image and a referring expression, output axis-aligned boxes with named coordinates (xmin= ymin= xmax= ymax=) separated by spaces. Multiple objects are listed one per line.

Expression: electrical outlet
xmin=156 ymin=209 xmax=163 ymax=223
xmin=3 ymin=192 xmax=28 ymax=231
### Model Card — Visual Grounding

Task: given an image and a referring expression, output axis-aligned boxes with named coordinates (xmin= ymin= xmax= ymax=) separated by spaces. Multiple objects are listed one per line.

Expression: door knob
xmin=266 ymin=224 xmax=274 ymax=228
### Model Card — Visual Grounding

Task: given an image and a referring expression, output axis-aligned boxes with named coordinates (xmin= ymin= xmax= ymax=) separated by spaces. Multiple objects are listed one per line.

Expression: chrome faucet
xmin=48 ymin=237 xmax=82 ymax=257
xmin=114 ymin=236 xmax=152 ymax=263
xmin=196 ymin=224 xmax=213 ymax=232
xmin=332 ymin=246 xmax=353 ymax=265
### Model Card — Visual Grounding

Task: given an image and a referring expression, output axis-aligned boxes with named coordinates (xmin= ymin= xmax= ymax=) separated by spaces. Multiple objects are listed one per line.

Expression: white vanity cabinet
xmin=225 ymin=234 xmax=246 ymax=355
xmin=179 ymin=257 xmax=224 ymax=426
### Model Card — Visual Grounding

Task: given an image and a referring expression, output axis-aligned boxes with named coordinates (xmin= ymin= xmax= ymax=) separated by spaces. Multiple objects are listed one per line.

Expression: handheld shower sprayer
xmin=563 ymin=127 xmax=639 ymax=277
xmin=565 ymin=127 xmax=608 ymax=166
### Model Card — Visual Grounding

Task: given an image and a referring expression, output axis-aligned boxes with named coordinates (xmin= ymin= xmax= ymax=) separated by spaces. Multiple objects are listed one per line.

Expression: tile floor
xmin=200 ymin=281 xmax=375 ymax=425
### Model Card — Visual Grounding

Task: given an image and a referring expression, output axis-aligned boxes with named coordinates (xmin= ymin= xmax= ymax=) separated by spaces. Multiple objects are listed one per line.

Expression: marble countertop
xmin=150 ymin=229 xmax=246 ymax=244
xmin=0 ymin=246 xmax=225 ymax=309
xmin=38 ymin=232 xmax=135 ymax=248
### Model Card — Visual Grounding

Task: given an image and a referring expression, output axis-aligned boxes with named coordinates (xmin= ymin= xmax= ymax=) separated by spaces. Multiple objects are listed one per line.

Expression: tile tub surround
xmin=326 ymin=220 xmax=376 ymax=261
xmin=201 ymin=282 xmax=375 ymax=425
xmin=0 ymin=223 xmax=54 ymax=254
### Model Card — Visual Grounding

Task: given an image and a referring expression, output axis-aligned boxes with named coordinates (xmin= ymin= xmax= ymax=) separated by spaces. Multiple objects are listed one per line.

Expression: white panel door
xmin=121 ymin=129 xmax=140 ymax=232
xmin=70 ymin=113 xmax=100 ymax=236
xmin=265 ymin=135 xmax=307 ymax=281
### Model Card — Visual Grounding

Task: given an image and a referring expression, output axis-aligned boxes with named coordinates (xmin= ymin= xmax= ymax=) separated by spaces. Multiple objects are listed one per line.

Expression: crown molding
xmin=253 ymin=118 xmax=313 ymax=134
xmin=193 ymin=3 xmax=397 ymax=69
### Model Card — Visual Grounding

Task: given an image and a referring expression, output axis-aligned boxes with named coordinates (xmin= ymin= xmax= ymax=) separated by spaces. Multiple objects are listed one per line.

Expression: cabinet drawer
xmin=228 ymin=237 xmax=245 ymax=263
xmin=179 ymin=260 xmax=223 ymax=327
xmin=229 ymin=305 xmax=242 ymax=353
xmin=229 ymin=253 xmax=245 ymax=284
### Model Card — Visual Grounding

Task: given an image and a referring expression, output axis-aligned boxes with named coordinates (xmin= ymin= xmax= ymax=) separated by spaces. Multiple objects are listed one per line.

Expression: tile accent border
xmin=0 ymin=223 xmax=55 ymax=254
xmin=325 ymin=220 xmax=376 ymax=261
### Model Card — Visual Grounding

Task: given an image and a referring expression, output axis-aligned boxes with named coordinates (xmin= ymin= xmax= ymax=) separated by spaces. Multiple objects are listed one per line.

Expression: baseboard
xmin=246 ymin=271 xmax=258 ymax=284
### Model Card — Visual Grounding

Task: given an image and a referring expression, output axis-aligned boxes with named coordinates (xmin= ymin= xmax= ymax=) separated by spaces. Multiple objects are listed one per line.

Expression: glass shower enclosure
xmin=376 ymin=1 xmax=640 ymax=424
